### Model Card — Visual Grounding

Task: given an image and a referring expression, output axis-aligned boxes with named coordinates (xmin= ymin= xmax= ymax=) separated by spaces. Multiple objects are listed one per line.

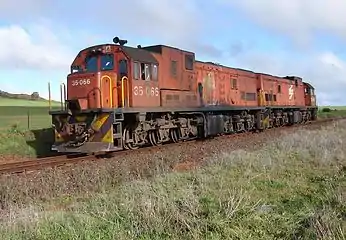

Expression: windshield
xmin=85 ymin=56 xmax=98 ymax=72
xmin=71 ymin=54 xmax=114 ymax=73
xmin=101 ymin=54 xmax=114 ymax=71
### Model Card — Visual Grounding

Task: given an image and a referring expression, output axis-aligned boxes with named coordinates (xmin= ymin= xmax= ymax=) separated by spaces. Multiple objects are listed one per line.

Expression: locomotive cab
xmin=303 ymin=82 xmax=316 ymax=107
xmin=66 ymin=42 xmax=129 ymax=110
xmin=49 ymin=37 xmax=161 ymax=153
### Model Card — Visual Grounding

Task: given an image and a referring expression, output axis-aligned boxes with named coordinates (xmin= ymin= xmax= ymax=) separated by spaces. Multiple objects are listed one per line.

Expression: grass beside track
xmin=0 ymin=119 xmax=345 ymax=239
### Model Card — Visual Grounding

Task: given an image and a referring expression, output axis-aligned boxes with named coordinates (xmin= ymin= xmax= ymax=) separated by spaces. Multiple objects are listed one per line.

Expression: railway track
xmin=0 ymin=116 xmax=344 ymax=175
xmin=0 ymin=154 xmax=94 ymax=175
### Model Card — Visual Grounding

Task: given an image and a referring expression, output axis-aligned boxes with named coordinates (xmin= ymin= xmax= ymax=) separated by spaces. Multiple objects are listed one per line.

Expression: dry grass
xmin=0 ymin=121 xmax=345 ymax=239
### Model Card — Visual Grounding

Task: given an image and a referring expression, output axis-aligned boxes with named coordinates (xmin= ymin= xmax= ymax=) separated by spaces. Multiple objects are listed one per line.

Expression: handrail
xmin=60 ymin=83 xmax=66 ymax=110
xmin=48 ymin=81 xmax=51 ymax=110
xmin=121 ymin=76 xmax=128 ymax=108
xmin=101 ymin=75 xmax=113 ymax=108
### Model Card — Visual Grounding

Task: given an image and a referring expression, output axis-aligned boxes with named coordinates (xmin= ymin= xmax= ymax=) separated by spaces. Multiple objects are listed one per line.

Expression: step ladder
xmin=112 ymin=112 xmax=124 ymax=150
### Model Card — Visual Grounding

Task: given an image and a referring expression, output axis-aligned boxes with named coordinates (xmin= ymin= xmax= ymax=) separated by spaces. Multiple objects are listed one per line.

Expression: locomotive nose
xmin=67 ymin=73 xmax=98 ymax=110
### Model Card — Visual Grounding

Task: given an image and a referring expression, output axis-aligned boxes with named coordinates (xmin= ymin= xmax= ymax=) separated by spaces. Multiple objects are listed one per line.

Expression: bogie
xmin=106 ymin=107 xmax=316 ymax=152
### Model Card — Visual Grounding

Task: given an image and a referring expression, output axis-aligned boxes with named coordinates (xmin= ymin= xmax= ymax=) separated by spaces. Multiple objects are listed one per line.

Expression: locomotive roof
xmin=141 ymin=44 xmax=195 ymax=55
xmin=122 ymin=46 xmax=158 ymax=64
xmin=196 ymin=60 xmax=306 ymax=82
xmin=195 ymin=60 xmax=256 ymax=74
xmin=76 ymin=44 xmax=158 ymax=64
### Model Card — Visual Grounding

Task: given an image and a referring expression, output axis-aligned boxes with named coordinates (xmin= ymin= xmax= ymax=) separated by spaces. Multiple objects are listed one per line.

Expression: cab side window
xmin=133 ymin=62 xmax=158 ymax=81
xmin=185 ymin=54 xmax=194 ymax=70
xmin=152 ymin=64 xmax=158 ymax=81
xmin=140 ymin=63 xmax=151 ymax=80
xmin=119 ymin=59 xmax=128 ymax=77
xmin=133 ymin=62 xmax=140 ymax=80
xmin=171 ymin=60 xmax=177 ymax=78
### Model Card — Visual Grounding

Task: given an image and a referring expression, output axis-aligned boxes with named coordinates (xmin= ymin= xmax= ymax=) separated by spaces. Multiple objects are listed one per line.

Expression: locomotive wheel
xmin=148 ymin=130 xmax=157 ymax=146
xmin=123 ymin=127 xmax=139 ymax=150
xmin=170 ymin=128 xmax=179 ymax=143
xmin=149 ymin=130 xmax=162 ymax=146
xmin=154 ymin=130 xmax=162 ymax=146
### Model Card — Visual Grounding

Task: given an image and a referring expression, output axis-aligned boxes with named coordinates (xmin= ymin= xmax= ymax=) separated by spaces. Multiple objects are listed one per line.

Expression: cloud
xmin=231 ymin=49 xmax=346 ymax=106
xmin=0 ymin=0 xmax=54 ymax=21
xmin=215 ymin=0 xmax=346 ymax=105
xmin=0 ymin=24 xmax=73 ymax=70
xmin=73 ymin=0 xmax=226 ymax=58
xmin=0 ymin=0 xmax=227 ymax=58
xmin=220 ymin=0 xmax=346 ymax=45
xmin=0 ymin=0 xmax=345 ymax=105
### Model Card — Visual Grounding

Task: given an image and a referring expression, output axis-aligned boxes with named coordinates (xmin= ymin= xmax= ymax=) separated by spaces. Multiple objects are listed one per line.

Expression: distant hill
xmin=0 ymin=90 xmax=60 ymax=107
xmin=0 ymin=90 xmax=46 ymax=101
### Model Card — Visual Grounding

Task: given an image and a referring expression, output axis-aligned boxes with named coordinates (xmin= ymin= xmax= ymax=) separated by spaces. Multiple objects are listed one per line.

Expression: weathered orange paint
xmin=131 ymin=79 xmax=160 ymax=107
xmin=67 ymin=44 xmax=123 ymax=109
xmin=256 ymin=74 xmax=306 ymax=107
xmin=65 ymin=41 xmax=315 ymax=111
xmin=304 ymin=83 xmax=316 ymax=107
xmin=195 ymin=62 xmax=258 ymax=107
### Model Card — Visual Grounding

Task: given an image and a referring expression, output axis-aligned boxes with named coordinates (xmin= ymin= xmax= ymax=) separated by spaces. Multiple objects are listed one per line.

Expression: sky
xmin=0 ymin=0 xmax=346 ymax=105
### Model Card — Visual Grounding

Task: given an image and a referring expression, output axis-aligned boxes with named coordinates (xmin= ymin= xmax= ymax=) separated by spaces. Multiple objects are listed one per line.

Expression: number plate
xmin=133 ymin=86 xmax=159 ymax=97
xmin=71 ymin=79 xmax=91 ymax=86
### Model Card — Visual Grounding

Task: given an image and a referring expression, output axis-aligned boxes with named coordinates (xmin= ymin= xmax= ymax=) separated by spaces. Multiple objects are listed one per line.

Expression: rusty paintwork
xmin=64 ymin=40 xmax=317 ymax=112
xmin=195 ymin=61 xmax=258 ymax=107
xmin=257 ymin=74 xmax=306 ymax=107
xmin=304 ymin=82 xmax=316 ymax=107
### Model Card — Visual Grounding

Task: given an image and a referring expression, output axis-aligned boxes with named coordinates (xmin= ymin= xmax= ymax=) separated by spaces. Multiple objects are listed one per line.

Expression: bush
xmin=321 ymin=107 xmax=331 ymax=112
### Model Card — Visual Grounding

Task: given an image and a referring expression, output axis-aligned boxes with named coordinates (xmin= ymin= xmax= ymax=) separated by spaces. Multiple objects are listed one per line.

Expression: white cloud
xmin=216 ymin=0 xmax=346 ymax=105
xmin=230 ymin=49 xmax=346 ymax=106
xmin=76 ymin=0 xmax=223 ymax=57
xmin=220 ymin=0 xmax=346 ymax=45
xmin=0 ymin=0 xmax=52 ymax=19
xmin=0 ymin=0 xmax=222 ymax=57
xmin=0 ymin=24 xmax=73 ymax=70
xmin=113 ymin=0 xmax=201 ymax=42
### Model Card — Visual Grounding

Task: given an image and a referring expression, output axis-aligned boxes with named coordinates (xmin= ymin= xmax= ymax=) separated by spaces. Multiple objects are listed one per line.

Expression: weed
xmin=0 ymin=122 xmax=345 ymax=239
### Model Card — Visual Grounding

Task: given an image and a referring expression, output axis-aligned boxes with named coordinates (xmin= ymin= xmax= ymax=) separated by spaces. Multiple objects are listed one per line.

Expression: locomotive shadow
xmin=26 ymin=128 xmax=65 ymax=158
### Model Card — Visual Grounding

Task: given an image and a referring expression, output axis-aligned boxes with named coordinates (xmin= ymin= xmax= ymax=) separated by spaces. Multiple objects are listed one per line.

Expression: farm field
xmin=317 ymin=106 xmax=346 ymax=119
xmin=0 ymin=97 xmax=61 ymax=156
xmin=0 ymin=96 xmax=60 ymax=107
xmin=0 ymin=97 xmax=61 ymax=130
xmin=0 ymin=118 xmax=345 ymax=239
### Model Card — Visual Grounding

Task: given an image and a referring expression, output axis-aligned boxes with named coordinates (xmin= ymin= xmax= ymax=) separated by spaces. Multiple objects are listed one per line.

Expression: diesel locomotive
xmin=49 ymin=37 xmax=317 ymax=153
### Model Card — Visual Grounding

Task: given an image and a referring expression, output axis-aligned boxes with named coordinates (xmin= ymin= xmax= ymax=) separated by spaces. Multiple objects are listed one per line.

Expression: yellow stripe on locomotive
xmin=51 ymin=112 xmax=114 ymax=152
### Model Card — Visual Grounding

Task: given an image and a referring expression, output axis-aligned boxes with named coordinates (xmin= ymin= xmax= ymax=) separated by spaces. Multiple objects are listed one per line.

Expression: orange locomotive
xmin=50 ymin=37 xmax=317 ymax=153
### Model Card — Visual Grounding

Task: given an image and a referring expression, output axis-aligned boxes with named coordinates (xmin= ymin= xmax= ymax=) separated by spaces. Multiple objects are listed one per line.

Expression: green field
xmin=0 ymin=96 xmax=60 ymax=107
xmin=0 ymin=97 xmax=61 ymax=130
xmin=317 ymin=106 xmax=346 ymax=119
